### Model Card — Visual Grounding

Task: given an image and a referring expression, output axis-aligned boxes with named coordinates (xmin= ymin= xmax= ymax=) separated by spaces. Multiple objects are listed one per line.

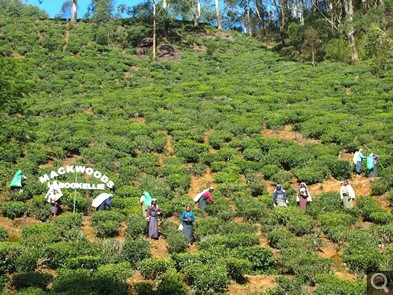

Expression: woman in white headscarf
xmin=296 ymin=182 xmax=312 ymax=211
xmin=340 ymin=179 xmax=356 ymax=209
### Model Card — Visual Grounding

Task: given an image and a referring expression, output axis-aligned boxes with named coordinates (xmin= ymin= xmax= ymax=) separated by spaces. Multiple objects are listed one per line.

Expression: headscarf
xmin=10 ymin=170 xmax=24 ymax=189
xmin=143 ymin=191 xmax=153 ymax=210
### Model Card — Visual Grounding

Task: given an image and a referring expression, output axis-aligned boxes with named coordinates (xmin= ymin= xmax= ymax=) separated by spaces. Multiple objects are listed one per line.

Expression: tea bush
xmin=51 ymin=268 xmax=129 ymax=295
xmin=280 ymin=248 xmax=333 ymax=284
xmin=0 ymin=226 xmax=8 ymax=242
xmin=171 ymin=251 xmax=216 ymax=271
xmin=314 ymin=274 xmax=366 ymax=295
xmin=137 ymin=258 xmax=173 ymax=280
xmin=0 ymin=242 xmax=22 ymax=275
xmin=64 ymin=255 xmax=103 ymax=270
xmin=96 ymin=262 xmax=132 ymax=282
xmin=165 ymin=231 xmax=189 ymax=254
xmin=197 ymin=234 xmax=260 ymax=250
xmin=184 ymin=262 xmax=229 ymax=293
xmin=20 ymin=224 xmax=59 ymax=248
xmin=224 ymin=257 xmax=252 ymax=282
xmin=94 ymin=220 xmax=120 ymax=238
xmin=122 ymin=238 xmax=150 ymax=267
xmin=43 ymin=241 xmax=102 ymax=269
xmin=11 ymin=272 xmax=53 ymax=290
xmin=15 ymin=250 xmax=39 ymax=272
xmin=156 ymin=269 xmax=188 ymax=295
xmin=264 ymin=276 xmax=307 ymax=295
xmin=232 ymin=246 xmax=273 ymax=273
xmin=1 ymin=201 xmax=30 ymax=219
xmin=343 ymin=240 xmax=383 ymax=276
xmin=126 ymin=214 xmax=147 ymax=239
xmin=135 ymin=282 xmax=154 ymax=295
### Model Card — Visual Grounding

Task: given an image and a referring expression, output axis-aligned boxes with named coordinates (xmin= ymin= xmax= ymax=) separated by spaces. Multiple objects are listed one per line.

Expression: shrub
xmin=94 ymin=220 xmax=120 ymax=238
xmin=0 ymin=242 xmax=22 ymax=274
xmin=11 ymin=287 xmax=47 ymax=295
xmin=314 ymin=274 xmax=366 ymax=295
xmin=64 ymin=255 xmax=103 ymax=270
xmin=1 ymin=201 xmax=29 ymax=219
xmin=371 ymin=179 xmax=389 ymax=196
xmin=224 ymin=257 xmax=252 ymax=282
xmin=197 ymin=234 xmax=260 ymax=250
xmin=287 ymin=214 xmax=316 ymax=236
xmin=306 ymin=192 xmax=343 ymax=219
xmin=122 ymin=238 xmax=150 ymax=267
xmin=43 ymin=241 xmax=102 ymax=269
xmin=0 ymin=227 xmax=8 ymax=242
xmin=294 ymin=166 xmax=326 ymax=184
xmin=11 ymin=272 xmax=53 ymax=289
xmin=16 ymin=250 xmax=39 ymax=272
xmin=20 ymin=224 xmax=59 ymax=247
xmin=326 ymin=159 xmax=352 ymax=180
xmin=357 ymin=196 xmax=393 ymax=223
xmin=171 ymin=251 xmax=216 ymax=271
xmin=165 ymin=231 xmax=189 ymax=254
xmin=53 ymin=213 xmax=84 ymax=240
xmin=96 ymin=262 xmax=132 ymax=282
xmin=30 ymin=200 xmax=51 ymax=222
xmin=369 ymin=211 xmax=393 ymax=224
xmin=232 ymin=247 xmax=273 ymax=273
xmin=265 ymin=276 xmax=307 ymax=295
xmin=221 ymin=222 xmax=257 ymax=235
xmin=184 ymin=262 xmax=229 ymax=293
xmin=137 ymin=258 xmax=172 ymax=280
xmin=343 ymin=243 xmax=383 ymax=276
xmin=91 ymin=211 xmax=123 ymax=224
xmin=51 ymin=268 xmax=128 ymax=295
xmin=261 ymin=164 xmax=280 ymax=180
xmin=62 ymin=192 xmax=91 ymax=215
xmin=135 ymin=282 xmax=154 ymax=295
xmin=126 ymin=215 xmax=147 ymax=239
xmin=372 ymin=224 xmax=393 ymax=245
xmin=281 ymin=248 xmax=333 ymax=284
xmin=157 ymin=269 xmax=188 ymax=295
xmin=267 ymin=229 xmax=296 ymax=249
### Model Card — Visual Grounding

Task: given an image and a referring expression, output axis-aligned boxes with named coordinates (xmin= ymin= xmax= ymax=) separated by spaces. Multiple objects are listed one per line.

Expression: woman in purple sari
xmin=147 ymin=199 xmax=162 ymax=240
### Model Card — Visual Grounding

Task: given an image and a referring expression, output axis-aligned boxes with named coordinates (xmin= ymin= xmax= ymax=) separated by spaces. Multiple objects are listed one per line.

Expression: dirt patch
xmin=0 ymin=216 xmax=41 ymax=240
xmin=81 ymin=216 xmax=96 ymax=243
xmin=262 ymin=124 xmax=320 ymax=145
xmin=165 ymin=133 xmax=174 ymax=156
xmin=319 ymin=238 xmax=337 ymax=259
xmin=228 ymin=275 xmax=279 ymax=294
xmin=149 ymin=236 xmax=169 ymax=259
xmin=188 ymin=168 xmax=215 ymax=199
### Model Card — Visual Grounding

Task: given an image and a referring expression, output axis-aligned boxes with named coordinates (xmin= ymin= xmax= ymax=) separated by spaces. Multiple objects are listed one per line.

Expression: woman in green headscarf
xmin=10 ymin=170 xmax=27 ymax=193
xmin=140 ymin=191 xmax=153 ymax=218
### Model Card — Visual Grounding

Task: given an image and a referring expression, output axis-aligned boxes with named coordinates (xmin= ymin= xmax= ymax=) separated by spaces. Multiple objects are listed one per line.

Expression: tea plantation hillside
xmin=1 ymin=10 xmax=393 ymax=295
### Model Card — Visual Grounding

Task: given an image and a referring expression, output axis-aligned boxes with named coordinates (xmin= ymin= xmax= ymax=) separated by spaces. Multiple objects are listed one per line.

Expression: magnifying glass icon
xmin=371 ymin=273 xmax=389 ymax=293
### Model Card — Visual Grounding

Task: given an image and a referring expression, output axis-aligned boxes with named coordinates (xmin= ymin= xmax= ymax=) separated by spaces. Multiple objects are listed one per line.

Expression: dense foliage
xmin=0 ymin=1 xmax=392 ymax=293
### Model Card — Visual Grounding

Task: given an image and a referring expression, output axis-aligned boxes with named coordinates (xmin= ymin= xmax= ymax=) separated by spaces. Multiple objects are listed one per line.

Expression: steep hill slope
xmin=0 ymin=15 xmax=392 ymax=294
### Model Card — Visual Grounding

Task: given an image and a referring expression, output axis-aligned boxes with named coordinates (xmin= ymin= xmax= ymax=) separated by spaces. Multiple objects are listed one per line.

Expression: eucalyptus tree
xmin=40 ymin=0 xmax=78 ymax=22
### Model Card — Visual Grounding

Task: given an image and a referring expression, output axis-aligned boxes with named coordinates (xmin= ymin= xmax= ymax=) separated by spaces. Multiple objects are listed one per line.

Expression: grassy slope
xmin=0 ymin=16 xmax=393 ymax=294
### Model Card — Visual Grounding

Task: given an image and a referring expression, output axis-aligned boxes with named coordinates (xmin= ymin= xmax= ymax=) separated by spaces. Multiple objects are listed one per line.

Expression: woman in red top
xmin=198 ymin=187 xmax=214 ymax=210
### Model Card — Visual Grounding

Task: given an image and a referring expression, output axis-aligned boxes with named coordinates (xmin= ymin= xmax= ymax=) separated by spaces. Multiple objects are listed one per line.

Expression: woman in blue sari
xmin=181 ymin=205 xmax=195 ymax=245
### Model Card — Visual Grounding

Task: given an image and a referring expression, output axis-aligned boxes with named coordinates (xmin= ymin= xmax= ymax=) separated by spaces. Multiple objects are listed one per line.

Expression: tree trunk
xmin=247 ymin=7 xmax=252 ymax=37
xmin=71 ymin=0 xmax=78 ymax=23
xmin=343 ymin=0 xmax=358 ymax=61
xmin=194 ymin=0 xmax=201 ymax=26
xmin=215 ymin=0 xmax=223 ymax=30
xmin=153 ymin=0 xmax=157 ymax=61
xmin=255 ymin=0 xmax=265 ymax=30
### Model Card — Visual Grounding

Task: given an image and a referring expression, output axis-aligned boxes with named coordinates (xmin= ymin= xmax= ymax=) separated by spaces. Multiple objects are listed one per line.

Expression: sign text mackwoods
xmin=38 ymin=166 xmax=114 ymax=190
